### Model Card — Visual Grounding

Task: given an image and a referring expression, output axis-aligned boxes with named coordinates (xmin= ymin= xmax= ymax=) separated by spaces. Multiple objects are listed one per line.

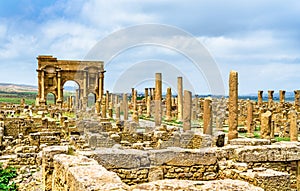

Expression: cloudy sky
xmin=0 ymin=0 xmax=300 ymax=95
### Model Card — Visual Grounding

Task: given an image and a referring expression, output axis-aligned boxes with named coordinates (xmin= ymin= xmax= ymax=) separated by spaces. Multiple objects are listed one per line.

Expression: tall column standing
xmin=154 ymin=73 xmax=162 ymax=126
xmin=268 ymin=90 xmax=274 ymax=107
xmin=294 ymin=90 xmax=300 ymax=109
xmin=165 ymin=87 xmax=172 ymax=121
xmin=98 ymin=71 xmax=105 ymax=101
xmin=123 ymin=93 xmax=128 ymax=120
xmin=83 ymin=71 xmax=87 ymax=109
xmin=177 ymin=77 xmax=183 ymax=121
xmin=289 ymin=110 xmax=298 ymax=141
xmin=258 ymin=90 xmax=263 ymax=106
xmin=145 ymin=88 xmax=149 ymax=103
xmin=246 ymin=100 xmax=254 ymax=137
xmin=228 ymin=70 xmax=238 ymax=141
xmin=56 ymin=69 xmax=62 ymax=105
xmin=183 ymin=90 xmax=192 ymax=131
xmin=203 ymin=97 xmax=212 ymax=135
xmin=41 ymin=70 xmax=45 ymax=103
xmin=279 ymin=90 xmax=286 ymax=104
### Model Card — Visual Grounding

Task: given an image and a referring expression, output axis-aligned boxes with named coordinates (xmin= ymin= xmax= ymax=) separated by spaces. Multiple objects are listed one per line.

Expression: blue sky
xmin=0 ymin=0 xmax=300 ymax=95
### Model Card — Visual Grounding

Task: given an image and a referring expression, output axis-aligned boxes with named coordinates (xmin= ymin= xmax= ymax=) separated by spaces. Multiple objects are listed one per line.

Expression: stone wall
xmin=47 ymin=147 xmax=264 ymax=191
xmin=78 ymin=141 xmax=300 ymax=190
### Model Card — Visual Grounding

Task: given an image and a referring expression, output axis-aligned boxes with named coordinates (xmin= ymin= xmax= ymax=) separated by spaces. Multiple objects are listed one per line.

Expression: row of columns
xmin=258 ymin=90 xmax=300 ymax=107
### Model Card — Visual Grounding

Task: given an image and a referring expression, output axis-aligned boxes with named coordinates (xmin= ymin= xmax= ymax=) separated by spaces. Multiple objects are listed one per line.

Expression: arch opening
xmin=63 ymin=80 xmax=79 ymax=109
xmin=87 ymin=93 xmax=96 ymax=108
xmin=46 ymin=92 xmax=56 ymax=106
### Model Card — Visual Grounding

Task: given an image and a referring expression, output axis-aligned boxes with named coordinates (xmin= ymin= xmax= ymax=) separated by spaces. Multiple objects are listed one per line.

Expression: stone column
xmin=131 ymin=88 xmax=135 ymax=102
xmin=115 ymin=96 xmax=120 ymax=120
xmin=203 ymin=97 xmax=212 ymax=135
xmin=294 ymin=90 xmax=300 ymax=109
xmin=165 ymin=87 xmax=172 ymax=121
xmin=258 ymin=90 xmax=263 ymax=106
xmin=82 ymin=71 xmax=87 ymax=109
xmin=154 ymin=73 xmax=162 ymax=126
xmin=145 ymin=88 xmax=148 ymax=103
xmin=279 ymin=90 xmax=286 ymax=104
xmin=261 ymin=110 xmax=272 ymax=139
xmin=268 ymin=90 xmax=274 ymax=107
xmin=297 ymin=161 xmax=300 ymax=191
xmin=106 ymin=90 xmax=109 ymax=110
xmin=40 ymin=70 xmax=45 ymax=103
xmin=98 ymin=71 xmax=105 ymax=101
xmin=192 ymin=95 xmax=199 ymax=120
xmin=289 ymin=110 xmax=298 ymax=141
xmin=132 ymin=89 xmax=137 ymax=112
xmin=246 ymin=100 xmax=254 ymax=137
xmin=183 ymin=90 xmax=192 ymax=131
xmin=177 ymin=77 xmax=183 ymax=121
xmin=146 ymin=96 xmax=151 ymax=117
xmin=108 ymin=101 xmax=113 ymax=118
xmin=228 ymin=70 xmax=238 ymax=141
xmin=123 ymin=93 xmax=128 ymax=120
xmin=149 ymin=88 xmax=153 ymax=100
xmin=56 ymin=70 xmax=62 ymax=105
xmin=132 ymin=90 xmax=139 ymax=122
xmin=101 ymin=97 xmax=106 ymax=118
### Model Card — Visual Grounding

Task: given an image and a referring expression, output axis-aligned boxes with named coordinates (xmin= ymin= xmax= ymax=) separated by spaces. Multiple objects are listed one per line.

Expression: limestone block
xmin=90 ymin=148 xmax=150 ymax=169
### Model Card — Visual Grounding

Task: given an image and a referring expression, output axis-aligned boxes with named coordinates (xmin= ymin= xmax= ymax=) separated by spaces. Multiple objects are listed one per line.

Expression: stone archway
xmin=36 ymin=55 xmax=105 ymax=110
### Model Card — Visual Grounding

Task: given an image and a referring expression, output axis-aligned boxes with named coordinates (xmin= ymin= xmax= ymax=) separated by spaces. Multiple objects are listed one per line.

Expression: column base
xmin=228 ymin=131 xmax=238 ymax=142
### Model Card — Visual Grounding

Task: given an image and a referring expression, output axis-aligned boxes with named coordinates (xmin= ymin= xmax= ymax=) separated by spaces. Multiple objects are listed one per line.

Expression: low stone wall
xmin=85 ymin=131 xmax=216 ymax=150
xmin=52 ymin=154 xmax=128 ymax=191
xmin=79 ymin=141 xmax=300 ymax=190
xmin=47 ymin=148 xmax=264 ymax=191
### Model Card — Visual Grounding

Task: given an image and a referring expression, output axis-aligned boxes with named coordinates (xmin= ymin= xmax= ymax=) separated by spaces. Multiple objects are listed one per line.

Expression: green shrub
xmin=0 ymin=163 xmax=17 ymax=191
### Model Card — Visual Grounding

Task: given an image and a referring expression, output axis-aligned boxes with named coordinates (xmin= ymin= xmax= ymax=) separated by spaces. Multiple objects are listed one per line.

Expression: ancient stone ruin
xmin=0 ymin=56 xmax=299 ymax=190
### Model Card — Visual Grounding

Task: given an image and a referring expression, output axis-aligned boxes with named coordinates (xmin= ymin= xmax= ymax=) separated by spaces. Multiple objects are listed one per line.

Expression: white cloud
xmin=0 ymin=23 xmax=7 ymax=39
xmin=80 ymin=0 xmax=157 ymax=29
xmin=1 ymin=0 xmax=300 ymax=94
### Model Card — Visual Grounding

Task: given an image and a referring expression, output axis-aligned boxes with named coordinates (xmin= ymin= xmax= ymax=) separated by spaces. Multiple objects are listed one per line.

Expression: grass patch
xmin=62 ymin=112 xmax=76 ymax=118
xmin=275 ymin=137 xmax=290 ymax=142
xmin=67 ymin=147 xmax=75 ymax=155
xmin=253 ymin=132 xmax=260 ymax=138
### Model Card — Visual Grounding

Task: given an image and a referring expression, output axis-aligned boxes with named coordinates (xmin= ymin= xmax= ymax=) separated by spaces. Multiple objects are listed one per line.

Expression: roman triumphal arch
xmin=36 ymin=55 xmax=105 ymax=109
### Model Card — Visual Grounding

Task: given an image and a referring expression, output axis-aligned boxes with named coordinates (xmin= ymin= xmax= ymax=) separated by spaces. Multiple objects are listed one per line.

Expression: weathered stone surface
xmin=130 ymin=179 xmax=263 ymax=191
xmin=164 ymin=148 xmax=217 ymax=166
xmin=229 ymin=138 xmax=271 ymax=146
xmin=89 ymin=148 xmax=150 ymax=169
xmin=234 ymin=142 xmax=300 ymax=162
xmin=69 ymin=165 xmax=127 ymax=190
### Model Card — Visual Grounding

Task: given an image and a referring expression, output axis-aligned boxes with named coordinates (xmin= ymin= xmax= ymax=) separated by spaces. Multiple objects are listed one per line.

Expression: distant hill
xmin=0 ymin=83 xmax=77 ymax=92
xmin=0 ymin=83 xmax=37 ymax=92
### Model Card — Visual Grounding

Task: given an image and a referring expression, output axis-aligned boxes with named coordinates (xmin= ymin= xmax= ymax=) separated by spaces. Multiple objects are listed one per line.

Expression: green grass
xmin=253 ymin=132 xmax=260 ymax=138
xmin=0 ymin=97 xmax=35 ymax=105
xmin=275 ymin=137 xmax=290 ymax=142
xmin=62 ymin=112 xmax=76 ymax=118
xmin=0 ymin=91 xmax=37 ymax=105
